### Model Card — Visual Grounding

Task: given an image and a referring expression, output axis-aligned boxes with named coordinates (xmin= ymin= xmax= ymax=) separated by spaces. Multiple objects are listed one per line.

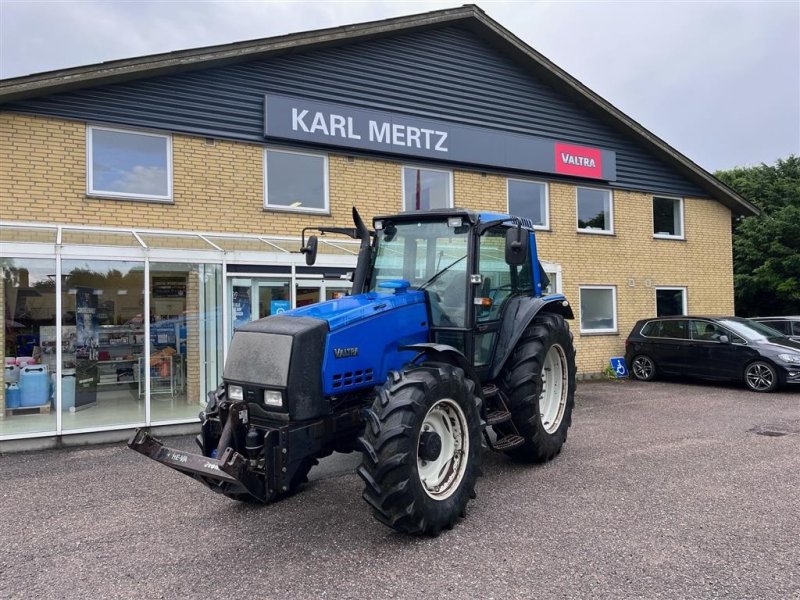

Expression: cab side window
xmin=476 ymin=226 xmax=532 ymax=323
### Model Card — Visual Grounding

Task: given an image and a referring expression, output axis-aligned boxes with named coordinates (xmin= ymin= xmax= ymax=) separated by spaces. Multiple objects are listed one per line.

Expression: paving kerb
xmin=1 ymin=380 xmax=797 ymax=599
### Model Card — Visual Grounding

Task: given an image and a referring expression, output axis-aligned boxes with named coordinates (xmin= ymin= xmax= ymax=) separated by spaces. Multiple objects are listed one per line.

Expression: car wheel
xmin=744 ymin=361 xmax=779 ymax=393
xmin=631 ymin=355 xmax=657 ymax=381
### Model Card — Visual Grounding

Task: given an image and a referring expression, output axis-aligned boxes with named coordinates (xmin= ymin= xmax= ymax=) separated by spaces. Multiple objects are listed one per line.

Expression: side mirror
xmin=505 ymin=226 xmax=529 ymax=266
xmin=719 ymin=334 xmax=730 ymax=344
xmin=301 ymin=235 xmax=318 ymax=266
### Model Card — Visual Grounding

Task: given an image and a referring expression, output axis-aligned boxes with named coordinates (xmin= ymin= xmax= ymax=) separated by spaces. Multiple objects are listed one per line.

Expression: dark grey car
xmin=751 ymin=316 xmax=800 ymax=338
xmin=624 ymin=316 xmax=800 ymax=392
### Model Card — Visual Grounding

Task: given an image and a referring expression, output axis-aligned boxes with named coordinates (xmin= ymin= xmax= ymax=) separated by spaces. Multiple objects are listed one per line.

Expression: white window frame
xmin=576 ymin=186 xmax=614 ymax=235
xmin=86 ymin=125 xmax=173 ymax=202
xmin=579 ymin=285 xmax=618 ymax=334
xmin=652 ymin=195 xmax=685 ymax=240
xmin=401 ymin=164 xmax=454 ymax=211
xmin=264 ymin=147 xmax=330 ymax=214
xmin=655 ymin=286 xmax=688 ymax=316
xmin=540 ymin=260 xmax=562 ymax=294
xmin=506 ymin=178 xmax=549 ymax=230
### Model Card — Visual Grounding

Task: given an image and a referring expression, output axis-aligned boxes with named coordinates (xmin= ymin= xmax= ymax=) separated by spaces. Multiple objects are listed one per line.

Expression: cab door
xmin=473 ymin=226 xmax=533 ymax=374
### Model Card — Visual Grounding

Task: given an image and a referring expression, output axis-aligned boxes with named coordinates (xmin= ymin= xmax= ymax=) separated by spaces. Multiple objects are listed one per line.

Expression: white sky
xmin=0 ymin=0 xmax=798 ymax=172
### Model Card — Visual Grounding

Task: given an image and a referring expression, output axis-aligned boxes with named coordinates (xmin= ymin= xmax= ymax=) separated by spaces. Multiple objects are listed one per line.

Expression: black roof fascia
xmin=0 ymin=4 xmax=757 ymax=217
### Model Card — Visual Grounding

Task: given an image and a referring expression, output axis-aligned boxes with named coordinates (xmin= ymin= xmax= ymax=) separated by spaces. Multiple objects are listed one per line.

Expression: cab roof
xmin=374 ymin=208 xmax=526 ymax=228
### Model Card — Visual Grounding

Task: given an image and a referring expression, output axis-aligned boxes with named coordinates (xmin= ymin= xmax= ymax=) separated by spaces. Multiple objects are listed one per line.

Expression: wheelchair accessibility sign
xmin=609 ymin=357 xmax=629 ymax=378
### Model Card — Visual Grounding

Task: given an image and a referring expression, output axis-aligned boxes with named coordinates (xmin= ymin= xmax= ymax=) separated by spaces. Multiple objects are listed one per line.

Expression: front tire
xmin=358 ymin=362 xmax=481 ymax=535
xmin=744 ymin=360 xmax=779 ymax=393
xmin=497 ymin=313 xmax=577 ymax=463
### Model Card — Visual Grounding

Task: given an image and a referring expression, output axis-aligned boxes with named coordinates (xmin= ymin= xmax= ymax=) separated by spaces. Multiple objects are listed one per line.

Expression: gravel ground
xmin=1 ymin=380 xmax=798 ymax=599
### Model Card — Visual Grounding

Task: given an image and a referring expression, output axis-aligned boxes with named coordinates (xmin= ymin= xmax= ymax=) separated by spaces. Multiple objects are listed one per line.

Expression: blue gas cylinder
xmin=19 ymin=365 xmax=50 ymax=408
xmin=6 ymin=383 xmax=21 ymax=409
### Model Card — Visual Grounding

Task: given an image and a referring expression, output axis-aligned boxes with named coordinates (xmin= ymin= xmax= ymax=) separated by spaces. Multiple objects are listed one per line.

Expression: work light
xmin=263 ymin=390 xmax=283 ymax=407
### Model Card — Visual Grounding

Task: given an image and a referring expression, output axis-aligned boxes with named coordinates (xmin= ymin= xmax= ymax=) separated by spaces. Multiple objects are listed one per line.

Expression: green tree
xmin=715 ymin=156 xmax=800 ymax=316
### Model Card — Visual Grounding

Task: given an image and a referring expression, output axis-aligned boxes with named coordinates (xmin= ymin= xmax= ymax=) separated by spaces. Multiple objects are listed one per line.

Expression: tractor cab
xmin=367 ymin=209 xmax=554 ymax=379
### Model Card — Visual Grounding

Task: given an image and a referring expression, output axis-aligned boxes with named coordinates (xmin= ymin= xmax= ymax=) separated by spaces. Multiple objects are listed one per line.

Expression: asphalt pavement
xmin=1 ymin=380 xmax=798 ymax=599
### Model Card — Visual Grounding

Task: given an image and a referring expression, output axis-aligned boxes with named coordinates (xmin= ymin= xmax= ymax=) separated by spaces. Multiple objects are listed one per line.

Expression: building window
xmin=87 ymin=126 xmax=172 ymax=201
xmin=264 ymin=149 xmax=328 ymax=213
xmin=540 ymin=261 xmax=561 ymax=295
xmin=653 ymin=196 xmax=684 ymax=238
xmin=656 ymin=287 xmax=687 ymax=316
xmin=576 ymin=187 xmax=613 ymax=233
xmin=402 ymin=166 xmax=452 ymax=211
xmin=579 ymin=286 xmax=617 ymax=333
xmin=507 ymin=179 xmax=548 ymax=228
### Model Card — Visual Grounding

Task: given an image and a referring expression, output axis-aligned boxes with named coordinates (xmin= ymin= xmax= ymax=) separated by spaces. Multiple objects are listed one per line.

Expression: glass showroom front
xmin=0 ymin=223 xmax=357 ymax=440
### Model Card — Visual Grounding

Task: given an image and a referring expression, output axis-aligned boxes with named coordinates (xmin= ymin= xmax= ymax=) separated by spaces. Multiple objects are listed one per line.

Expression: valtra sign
xmin=554 ymin=143 xmax=604 ymax=179
xmin=264 ymin=94 xmax=616 ymax=181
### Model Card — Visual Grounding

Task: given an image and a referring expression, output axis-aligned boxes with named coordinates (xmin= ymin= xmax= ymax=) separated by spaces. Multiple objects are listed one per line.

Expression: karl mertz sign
xmin=264 ymin=94 xmax=616 ymax=181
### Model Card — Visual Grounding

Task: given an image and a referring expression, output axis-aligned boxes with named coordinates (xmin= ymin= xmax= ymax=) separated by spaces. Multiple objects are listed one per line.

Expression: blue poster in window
xmin=271 ymin=300 xmax=290 ymax=315
xmin=232 ymin=288 xmax=251 ymax=330
xmin=609 ymin=357 xmax=628 ymax=378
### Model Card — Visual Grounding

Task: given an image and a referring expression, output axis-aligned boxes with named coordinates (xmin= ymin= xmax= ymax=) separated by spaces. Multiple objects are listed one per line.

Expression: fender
xmin=400 ymin=342 xmax=485 ymax=403
xmin=489 ymin=295 xmax=575 ymax=380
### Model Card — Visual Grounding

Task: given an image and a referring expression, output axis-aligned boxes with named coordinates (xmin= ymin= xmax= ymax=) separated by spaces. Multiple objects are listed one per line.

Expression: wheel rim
xmin=633 ymin=356 xmax=654 ymax=380
xmin=417 ymin=398 xmax=469 ymax=501
xmin=746 ymin=363 xmax=774 ymax=391
xmin=540 ymin=344 xmax=568 ymax=434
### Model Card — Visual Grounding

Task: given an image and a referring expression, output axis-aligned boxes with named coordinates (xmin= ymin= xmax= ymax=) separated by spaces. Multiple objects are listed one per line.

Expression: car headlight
xmin=228 ymin=384 xmax=244 ymax=401
xmin=778 ymin=353 xmax=800 ymax=364
xmin=263 ymin=390 xmax=283 ymax=407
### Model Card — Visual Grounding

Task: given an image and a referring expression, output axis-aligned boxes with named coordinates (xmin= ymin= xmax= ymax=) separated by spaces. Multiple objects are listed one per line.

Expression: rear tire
xmin=358 ymin=362 xmax=481 ymax=535
xmin=631 ymin=354 xmax=657 ymax=381
xmin=497 ymin=313 xmax=577 ymax=463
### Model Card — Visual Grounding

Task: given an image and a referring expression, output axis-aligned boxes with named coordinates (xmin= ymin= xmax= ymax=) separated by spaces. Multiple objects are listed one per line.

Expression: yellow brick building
xmin=0 ymin=6 xmax=755 ymax=443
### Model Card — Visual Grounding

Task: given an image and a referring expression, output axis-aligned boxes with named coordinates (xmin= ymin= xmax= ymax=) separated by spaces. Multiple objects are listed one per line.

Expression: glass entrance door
xmin=229 ymin=277 xmax=291 ymax=334
xmin=295 ymin=279 xmax=352 ymax=307
xmin=295 ymin=280 xmax=322 ymax=308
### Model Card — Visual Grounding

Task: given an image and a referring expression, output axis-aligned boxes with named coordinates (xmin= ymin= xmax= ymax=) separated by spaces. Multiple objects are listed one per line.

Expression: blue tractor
xmin=130 ymin=207 xmax=577 ymax=535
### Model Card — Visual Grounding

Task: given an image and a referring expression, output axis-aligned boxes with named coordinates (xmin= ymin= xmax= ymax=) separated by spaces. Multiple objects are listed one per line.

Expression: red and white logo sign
xmin=554 ymin=143 xmax=603 ymax=179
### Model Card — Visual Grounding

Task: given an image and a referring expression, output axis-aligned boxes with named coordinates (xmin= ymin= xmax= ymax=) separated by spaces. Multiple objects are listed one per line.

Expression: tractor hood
xmin=281 ymin=288 xmax=426 ymax=331
xmin=223 ymin=288 xmax=429 ymax=420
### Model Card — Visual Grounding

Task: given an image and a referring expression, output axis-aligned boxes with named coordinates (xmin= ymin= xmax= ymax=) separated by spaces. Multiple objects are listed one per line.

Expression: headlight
xmin=228 ymin=384 xmax=244 ymax=401
xmin=263 ymin=390 xmax=283 ymax=407
xmin=778 ymin=353 xmax=800 ymax=364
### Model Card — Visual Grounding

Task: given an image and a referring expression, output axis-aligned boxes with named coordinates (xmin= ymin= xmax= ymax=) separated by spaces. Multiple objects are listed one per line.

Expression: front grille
xmin=332 ymin=368 xmax=374 ymax=390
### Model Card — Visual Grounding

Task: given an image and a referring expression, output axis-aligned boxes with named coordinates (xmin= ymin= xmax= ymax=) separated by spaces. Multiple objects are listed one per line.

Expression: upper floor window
xmin=87 ymin=126 xmax=172 ymax=201
xmin=507 ymin=179 xmax=548 ymax=228
xmin=653 ymin=196 xmax=684 ymax=239
xmin=402 ymin=166 xmax=452 ymax=211
xmin=264 ymin=148 xmax=328 ymax=213
xmin=576 ymin=187 xmax=613 ymax=234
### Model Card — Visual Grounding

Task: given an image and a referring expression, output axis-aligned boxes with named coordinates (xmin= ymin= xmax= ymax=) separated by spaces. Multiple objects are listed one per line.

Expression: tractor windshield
xmin=372 ymin=220 xmax=469 ymax=327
